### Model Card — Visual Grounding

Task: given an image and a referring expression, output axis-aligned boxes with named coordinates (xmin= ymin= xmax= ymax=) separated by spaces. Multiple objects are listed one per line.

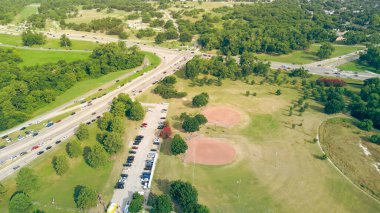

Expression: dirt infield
xmin=202 ymin=106 xmax=241 ymax=127
xmin=185 ymin=137 xmax=236 ymax=165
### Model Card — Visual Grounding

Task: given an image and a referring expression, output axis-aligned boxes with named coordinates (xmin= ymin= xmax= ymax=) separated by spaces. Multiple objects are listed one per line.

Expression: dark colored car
xmin=20 ymin=127 xmax=26 ymax=130
xmin=46 ymin=146 xmax=52 ymax=150
xmin=116 ymin=182 xmax=124 ymax=189
xmin=123 ymin=163 xmax=132 ymax=167
xmin=55 ymin=140 xmax=61 ymax=144
xmin=129 ymin=150 xmax=137 ymax=154
xmin=2 ymin=135 xmax=8 ymax=139
xmin=37 ymin=151 xmax=44 ymax=155
xmin=20 ymin=151 xmax=27 ymax=156
xmin=0 ymin=145 xmax=6 ymax=149
xmin=150 ymin=149 xmax=157 ymax=152
xmin=121 ymin=174 xmax=128 ymax=178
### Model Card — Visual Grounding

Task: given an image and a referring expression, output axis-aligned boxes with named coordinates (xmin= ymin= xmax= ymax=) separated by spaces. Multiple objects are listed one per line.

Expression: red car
xmin=132 ymin=146 xmax=138 ymax=150
xmin=141 ymin=123 xmax=147 ymax=127
xmin=31 ymin=145 xmax=40 ymax=150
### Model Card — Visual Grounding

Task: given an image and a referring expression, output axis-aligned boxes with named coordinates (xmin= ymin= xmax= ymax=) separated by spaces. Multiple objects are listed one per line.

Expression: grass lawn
xmin=0 ymin=119 xmax=140 ymax=213
xmin=11 ymin=4 xmax=39 ymax=24
xmin=255 ymin=44 xmax=364 ymax=65
xmin=0 ymin=33 xmax=99 ymax=50
xmin=319 ymin=117 xmax=380 ymax=200
xmin=66 ymin=8 xmax=130 ymax=24
xmin=13 ymin=48 xmax=90 ymax=67
xmin=137 ymin=71 xmax=380 ymax=212
xmin=337 ymin=60 xmax=379 ymax=73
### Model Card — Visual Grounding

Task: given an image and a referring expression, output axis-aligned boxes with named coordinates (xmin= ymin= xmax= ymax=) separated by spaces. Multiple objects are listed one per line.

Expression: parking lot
xmin=110 ymin=103 xmax=168 ymax=212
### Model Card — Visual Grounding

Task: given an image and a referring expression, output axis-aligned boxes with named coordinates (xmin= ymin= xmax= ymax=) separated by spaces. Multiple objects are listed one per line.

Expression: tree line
xmin=0 ymin=42 xmax=144 ymax=130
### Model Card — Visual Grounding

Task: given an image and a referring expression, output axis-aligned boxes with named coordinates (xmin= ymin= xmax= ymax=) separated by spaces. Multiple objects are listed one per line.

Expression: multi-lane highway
xmin=0 ymin=42 xmax=194 ymax=181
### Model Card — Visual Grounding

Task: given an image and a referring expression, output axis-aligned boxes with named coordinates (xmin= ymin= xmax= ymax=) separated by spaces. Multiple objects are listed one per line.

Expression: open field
xmin=0 ymin=33 xmax=99 ymax=50
xmin=319 ymin=117 xmax=380 ymax=200
xmin=137 ymin=71 xmax=380 ymax=212
xmin=0 ymin=119 xmax=140 ymax=213
xmin=12 ymin=48 xmax=90 ymax=66
xmin=11 ymin=4 xmax=39 ymax=24
xmin=66 ymin=8 xmax=130 ymax=24
xmin=337 ymin=60 xmax=379 ymax=73
xmin=255 ymin=44 xmax=364 ymax=65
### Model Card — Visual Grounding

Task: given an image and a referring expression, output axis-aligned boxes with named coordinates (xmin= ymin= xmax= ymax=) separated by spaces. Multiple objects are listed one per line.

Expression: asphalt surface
xmin=110 ymin=103 xmax=167 ymax=212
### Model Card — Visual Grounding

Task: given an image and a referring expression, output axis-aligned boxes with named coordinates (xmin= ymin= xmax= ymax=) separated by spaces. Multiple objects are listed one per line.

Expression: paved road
xmin=111 ymin=103 xmax=167 ymax=212
xmin=0 ymin=47 xmax=193 ymax=181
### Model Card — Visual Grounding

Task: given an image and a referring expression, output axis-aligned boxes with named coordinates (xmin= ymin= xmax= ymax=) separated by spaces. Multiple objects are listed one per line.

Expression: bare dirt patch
xmin=202 ymin=106 xmax=241 ymax=128
xmin=185 ymin=137 xmax=236 ymax=165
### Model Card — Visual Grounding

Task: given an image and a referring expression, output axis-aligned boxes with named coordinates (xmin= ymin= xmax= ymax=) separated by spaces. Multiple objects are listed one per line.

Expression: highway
xmin=0 ymin=43 xmax=194 ymax=181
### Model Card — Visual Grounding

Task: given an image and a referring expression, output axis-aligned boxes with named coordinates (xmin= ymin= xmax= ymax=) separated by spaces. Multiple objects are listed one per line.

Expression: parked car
xmin=46 ymin=146 xmax=52 ymax=150
xmin=129 ymin=150 xmax=137 ymax=154
xmin=37 ymin=151 xmax=44 ymax=155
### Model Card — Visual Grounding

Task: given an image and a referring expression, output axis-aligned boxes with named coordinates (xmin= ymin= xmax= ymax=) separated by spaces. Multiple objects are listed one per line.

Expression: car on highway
xmin=31 ymin=145 xmax=40 ymax=150
xmin=70 ymin=112 xmax=76 ymax=116
xmin=20 ymin=151 xmax=27 ymax=156
xmin=150 ymin=149 xmax=157 ymax=152
xmin=46 ymin=146 xmax=52 ymax=150
xmin=20 ymin=127 xmax=26 ymax=130
xmin=13 ymin=165 xmax=20 ymax=170
xmin=46 ymin=121 xmax=54 ymax=127
xmin=2 ymin=135 xmax=8 ymax=139
xmin=37 ymin=151 xmax=44 ymax=155
xmin=55 ymin=140 xmax=61 ymax=144
xmin=11 ymin=155 xmax=18 ymax=160
xmin=0 ymin=145 xmax=5 ymax=149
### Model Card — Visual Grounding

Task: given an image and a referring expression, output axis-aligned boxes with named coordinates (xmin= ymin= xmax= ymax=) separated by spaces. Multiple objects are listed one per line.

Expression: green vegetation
xmin=0 ymin=43 xmax=144 ymax=130
xmin=16 ymin=168 xmax=39 ymax=194
xmin=76 ymin=123 xmax=90 ymax=141
xmin=0 ymin=33 xmax=99 ymax=50
xmin=15 ymin=49 xmax=90 ymax=66
xmin=128 ymin=192 xmax=144 ymax=213
xmin=21 ymin=30 xmax=46 ymax=46
xmin=320 ymin=117 xmax=380 ymax=200
xmin=74 ymin=186 xmax=98 ymax=209
xmin=150 ymin=194 xmax=173 ymax=213
xmin=192 ymin=92 xmax=209 ymax=107
xmin=337 ymin=60 xmax=378 ymax=73
xmin=52 ymin=155 xmax=69 ymax=175
xmin=59 ymin=34 xmax=72 ymax=47
xmin=170 ymin=134 xmax=188 ymax=155
xmin=66 ymin=140 xmax=82 ymax=158
xmin=255 ymin=44 xmax=364 ymax=64
xmin=316 ymin=43 xmax=335 ymax=60
xmin=169 ymin=180 xmax=209 ymax=213
xmin=359 ymin=46 xmax=380 ymax=70
xmin=153 ymin=76 xmax=187 ymax=99
xmin=12 ymin=4 xmax=39 ymax=24
xmin=9 ymin=192 xmax=33 ymax=213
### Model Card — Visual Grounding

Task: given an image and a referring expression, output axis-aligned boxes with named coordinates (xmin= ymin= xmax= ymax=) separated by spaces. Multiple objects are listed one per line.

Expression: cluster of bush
xmin=180 ymin=112 xmax=208 ymax=133
xmin=64 ymin=17 xmax=128 ymax=39
xmin=136 ymin=28 xmax=156 ymax=38
xmin=0 ymin=43 xmax=144 ymax=130
xmin=316 ymin=78 xmax=347 ymax=87
xmin=288 ymin=67 xmax=311 ymax=78
xmin=192 ymin=92 xmax=209 ymax=107
xmin=153 ymin=76 xmax=187 ymax=99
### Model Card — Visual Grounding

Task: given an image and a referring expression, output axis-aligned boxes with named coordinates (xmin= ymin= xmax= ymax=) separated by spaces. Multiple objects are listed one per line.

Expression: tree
xmin=98 ymin=112 xmax=113 ymax=131
xmin=52 ymin=155 xmax=69 ymax=175
xmin=191 ymin=204 xmax=210 ymax=213
xmin=369 ymin=134 xmax=380 ymax=144
xmin=75 ymin=186 xmax=98 ymax=209
xmin=9 ymin=192 xmax=33 ymax=213
xmin=108 ymin=116 xmax=124 ymax=133
xmin=0 ymin=183 xmax=6 ymax=202
xmin=316 ymin=43 xmax=335 ymax=59
xmin=66 ymin=140 xmax=82 ymax=158
xmin=357 ymin=119 xmax=373 ymax=131
xmin=324 ymin=98 xmax=345 ymax=114
xmin=127 ymin=101 xmax=145 ymax=121
xmin=21 ymin=30 xmax=46 ymax=46
xmin=85 ymin=144 xmax=108 ymax=168
xmin=194 ymin=114 xmax=208 ymax=125
xmin=101 ymin=132 xmax=123 ymax=154
xmin=359 ymin=46 xmax=380 ymax=69
xmin=192 ymin=93 xmax=209 ymax=107
xmin=16 ymin=168 xmax=39 ymax=193
xmin=171 ymin=134 xmax=188 ymax=155
xmin=128 ymin=192 xmax=144 ymax=213
xmin=179 ymin=31 xmax=193 ymax=42
xmin=169 ymin=180 xmax=198 ymax=210
xmin=155 ymin=32 xmax=166 ymax=44
xmin=182 ymin=117 xmax=200 ymax=132
xmin=275 ymin=89 xmax=282 ymax=96
xmin=151 ymin=194 xmax=173 ymax=213
xmin=76 ymin=123 xmax=89 ymax=140
xmin=60 ymin=34 xmax=72 ymax=47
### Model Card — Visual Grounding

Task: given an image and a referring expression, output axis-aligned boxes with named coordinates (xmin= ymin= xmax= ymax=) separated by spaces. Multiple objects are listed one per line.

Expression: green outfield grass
xmin=11 ymin=4 xmax=39 ymax=24
xmin=13 ymin=48 xmax=90 ymax=66
xmin=0 ymin=119 xmax=140 ymax=213
xmin=337 ymin=60 xmax=379 ymax=73
xmin=0 ymin=33 xmax=99 ymax=50
xmin=137 ymin=71 xmax=380 ymax=212
xmin=255 ymin=44 xmax=364 ymax=64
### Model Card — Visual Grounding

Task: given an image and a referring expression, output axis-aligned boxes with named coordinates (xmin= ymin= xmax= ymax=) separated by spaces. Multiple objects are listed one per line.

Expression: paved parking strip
xmin=110 ymin=103 xmax=168 ymax=212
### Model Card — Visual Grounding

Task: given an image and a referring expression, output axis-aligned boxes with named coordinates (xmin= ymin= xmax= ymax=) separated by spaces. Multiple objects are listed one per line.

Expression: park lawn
xmin=13 ymin=48 xmax=90 ymax=66
xmin=256 ymin=44 xmax=364 ymax=64
xmin=11 ymin=4 xmax=39 ymax=24
xmin=319 ymin=117 xmax=380 ymax=200
xmin=0 ymin=33 xmax=99 ymax=50
xmin=0 ymin=119 xmax=140 ymax=213
xmin=337 ymin=60 xmax=379 ymax=73
xmin=137 ymin=71 xmax=380 ymax=212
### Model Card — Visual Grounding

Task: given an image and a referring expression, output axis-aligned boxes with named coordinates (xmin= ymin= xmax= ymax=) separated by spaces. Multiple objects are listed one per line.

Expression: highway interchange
xmin=0 ymin=30 xmax=379 ymax=183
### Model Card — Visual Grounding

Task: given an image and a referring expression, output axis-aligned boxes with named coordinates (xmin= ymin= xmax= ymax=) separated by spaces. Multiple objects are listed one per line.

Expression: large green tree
xmin=127 ymin=101 xmax=145 ymax=121
xmin=128 ymin=192 xmax=144 ymax=213
xmin=101 ymin=132 xmax=123 ymax=154
xmin=192 ymin=93 xmax=209 ymax=107
xmin=169 ymin=180 xmax=198 ymax=211
xmin=76 ymin=123 xmax=90 ymax=141
xmin=66 ymin=140 xmax=82 ymax=158
xmin=16 ymin=168 xmax=39 ymax=193
xmin=75 ymin=186 xmax=97 ymax=209
xmin=85 ymin=144 xmax=109 ymax=168
xmin=52 ymin=155 xmax=69 ymax=175
xmin=21 ymin=30 xmax=46 ymax=46
xmin=316 ymin=43 xmax=335 ymax=59
xmin=9 ymin=192 xmax=33 ymax=213
xmin=60 ymin=34 xmax=72 ymax=47
xmin=171 ymin=134 xmax=188 ymax=155
xmin=182 ymin=117 xmax=200 ymax=132
xmin=151 ymin=194 xmax=173 ymax=213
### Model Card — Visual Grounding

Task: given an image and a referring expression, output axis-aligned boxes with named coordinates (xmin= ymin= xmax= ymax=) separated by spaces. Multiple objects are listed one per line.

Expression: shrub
xmin=316 ymin=78 xmax=346 ymax=87
xmin=171 ymin=134 xmax=188 ymax=155
xmin=192 ymin=93 xmax=209 ymax=107
xmin=76 ymin=123 xmax=90 ymax=140
xmin=369 ymin=134 xmax=380 ymax=144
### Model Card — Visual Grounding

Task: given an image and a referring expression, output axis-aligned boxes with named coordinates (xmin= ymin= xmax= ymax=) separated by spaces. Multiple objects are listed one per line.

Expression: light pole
xmin=236 ymin=179 xmax=242 ymax=200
